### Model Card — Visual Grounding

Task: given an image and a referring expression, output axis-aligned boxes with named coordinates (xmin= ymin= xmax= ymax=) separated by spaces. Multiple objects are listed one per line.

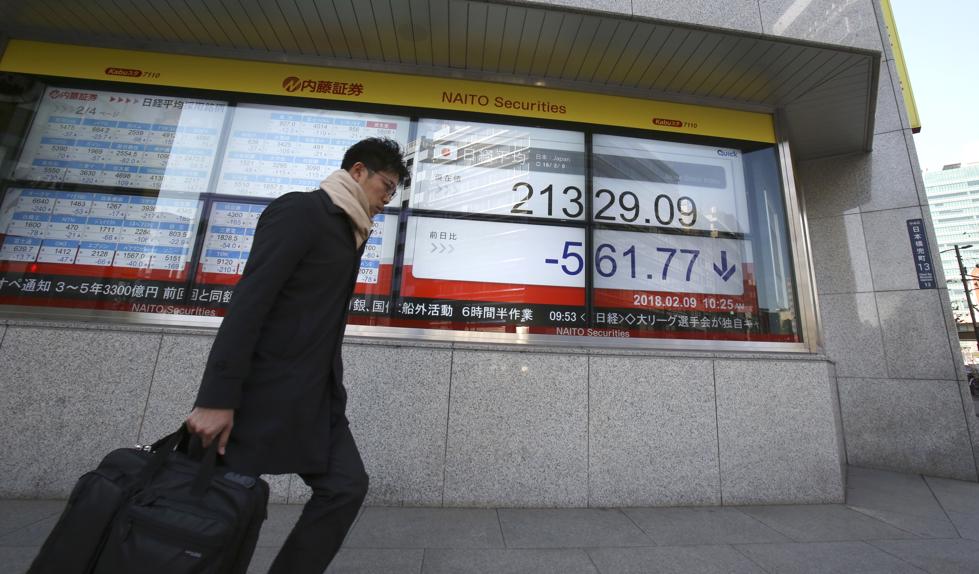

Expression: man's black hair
xmin=341 ymin=137 xmax=409 ymax=183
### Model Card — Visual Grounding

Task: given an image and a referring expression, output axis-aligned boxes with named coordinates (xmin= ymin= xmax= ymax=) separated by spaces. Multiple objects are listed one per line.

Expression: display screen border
xmin=0 ymin=73 xmax=814 ymax=353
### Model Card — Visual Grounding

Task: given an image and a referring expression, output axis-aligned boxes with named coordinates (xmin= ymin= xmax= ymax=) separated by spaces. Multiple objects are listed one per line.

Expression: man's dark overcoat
xmin=195 ymin=189 xmax=363 ymax=475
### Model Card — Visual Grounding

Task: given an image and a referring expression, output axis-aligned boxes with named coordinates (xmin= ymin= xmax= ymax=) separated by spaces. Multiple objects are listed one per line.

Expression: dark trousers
xmin=267 ymin=424 xmax=369 ymax=574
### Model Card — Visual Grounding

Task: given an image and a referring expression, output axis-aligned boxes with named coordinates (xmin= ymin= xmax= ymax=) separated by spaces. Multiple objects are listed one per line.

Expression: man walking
xmin=186 ymin=137 xmax=408 ymax=573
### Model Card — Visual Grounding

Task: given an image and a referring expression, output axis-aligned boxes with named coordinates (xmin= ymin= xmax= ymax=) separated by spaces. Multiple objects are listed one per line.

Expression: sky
xmin=889 ymin=0 xmax=979 ymax=172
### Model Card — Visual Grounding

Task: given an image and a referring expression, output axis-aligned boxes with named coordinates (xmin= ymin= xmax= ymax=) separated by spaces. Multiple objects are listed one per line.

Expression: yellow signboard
xmin=0 ymin=40 xmax=775 ymax=143
xmin=880 ymin=0 xmax=921 ymax=133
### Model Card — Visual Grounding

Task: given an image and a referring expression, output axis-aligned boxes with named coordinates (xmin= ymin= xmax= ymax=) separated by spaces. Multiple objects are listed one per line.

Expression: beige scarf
xmin=320 ymin=169 xmax=372 ymax=248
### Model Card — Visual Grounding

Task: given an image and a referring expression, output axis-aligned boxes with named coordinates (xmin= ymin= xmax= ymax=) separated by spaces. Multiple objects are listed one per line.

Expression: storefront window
xmin=392 ymin=118 xmax=587 ymax=332
xmin=587 ymin=134 xmax=800 ymax=342
xmin=0 ymin=75 xmax=801 ymax=345
xmin=192 ymin=103 xmax=409 ymax=315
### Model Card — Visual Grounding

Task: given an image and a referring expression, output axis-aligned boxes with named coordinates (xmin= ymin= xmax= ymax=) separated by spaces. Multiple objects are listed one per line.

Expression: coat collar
xmin=313 ymin=187 xmax=345 ymax=215
xmin=313 ymin=188 xmax=365 ymax=254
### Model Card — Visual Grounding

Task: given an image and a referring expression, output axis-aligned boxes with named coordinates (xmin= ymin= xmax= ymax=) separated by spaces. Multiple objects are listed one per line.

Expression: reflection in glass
xmin=14 ymin=86 xmax=227 ymax=193
xmin=589 ymin=133 xmax=801 ymax=343
xmin=398 ymin=215 xmax=586 ymax=331
xmin=0 ymin=75 xmax=804 ymax=346
xmin=411 ymin=118 xmax=586 ymax=221
xmin=214 ymin=103 xmax=409 ymax=198
xmin=397 ymin=118 xmax=588 ymax=332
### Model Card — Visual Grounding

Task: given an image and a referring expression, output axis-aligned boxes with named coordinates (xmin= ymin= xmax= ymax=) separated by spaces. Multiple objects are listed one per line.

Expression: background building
xmin=0 ymin=0 xmax=976 ymax=507
xmin=924 ymin=162 xmax=979 ymax=364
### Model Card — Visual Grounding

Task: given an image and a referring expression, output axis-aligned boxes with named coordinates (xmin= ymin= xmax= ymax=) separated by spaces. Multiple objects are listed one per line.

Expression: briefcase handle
xmin=137 ymin=424 xmax=220 ymax=496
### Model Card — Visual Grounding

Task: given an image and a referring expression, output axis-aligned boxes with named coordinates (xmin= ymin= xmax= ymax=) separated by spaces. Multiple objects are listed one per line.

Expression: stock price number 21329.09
xmin=509 ymin=183 xmax=698 ymax=230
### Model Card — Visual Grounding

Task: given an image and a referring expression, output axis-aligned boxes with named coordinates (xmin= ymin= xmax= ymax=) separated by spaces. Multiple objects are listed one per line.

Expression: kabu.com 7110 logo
xmin=281 ymin=76 xmax=365 ymax=97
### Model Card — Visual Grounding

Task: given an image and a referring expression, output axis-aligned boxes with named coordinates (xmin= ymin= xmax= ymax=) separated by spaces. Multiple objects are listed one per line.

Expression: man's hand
xmin=185 ymin=407 xmax=234 ymax=455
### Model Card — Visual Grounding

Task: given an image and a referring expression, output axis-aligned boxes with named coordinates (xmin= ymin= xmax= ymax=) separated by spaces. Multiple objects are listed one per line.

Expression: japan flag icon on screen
xmin=437 ymin=145 xmax=457 ymax=161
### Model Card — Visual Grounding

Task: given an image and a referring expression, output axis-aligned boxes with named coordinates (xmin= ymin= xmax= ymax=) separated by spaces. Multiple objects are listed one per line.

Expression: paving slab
xmin=869 ymin=539 xmax=979 ymax=574
xmin=3 ymin=462 xmax=979 ymax=573
xmin=846 ymin=466 xmax=959 ymax=538
xmin=734 ymin=541 xmax=926 ymax=573
xmin=498 ymin=508 xmax=652 ymax=548
xmin=737 ymin=504 xmax=919 ymax=542
xmin=343 ymin=507 xmax=504 ymax=548
xmin=924 ymin=475 xmax=979 ymax=540
xmin=0 ymin=546 xmax=38 ymax=574
xmin=246 ymin=546 xmax=278 ymax=574
xmin=0 ymin=500 xmax=64 ymax=536
xmin=422 ymin=548 xmax=598 ymax=573
xmin=255 ymin=504 xmax=304 ymax=548
xmin=623 ymin=507 xmax=791 ymax=546
xmin=0 ymin=515 xmax=58 ymax=547
xmin=327 ymin=548 xmax=425 ymax=573
xmin=945 ymin=512 xmax=979 ymax=542
xmin=586 ymin=546 xmax=765 ymax=574
xmin=249 ymin=547 xmax=425 ymax=573
xmin=924 ymin=475 xmax=979 ymax=514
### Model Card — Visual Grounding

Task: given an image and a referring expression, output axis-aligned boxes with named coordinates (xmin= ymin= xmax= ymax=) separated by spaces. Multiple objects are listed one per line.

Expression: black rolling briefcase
xmin=28 ymin=425 xmax=269 ymax=574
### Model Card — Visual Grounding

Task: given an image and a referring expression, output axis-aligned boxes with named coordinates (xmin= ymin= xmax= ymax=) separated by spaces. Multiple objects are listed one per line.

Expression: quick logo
xmin=105 ymin=68 xmax=143 ymax=78
xmin=282 ymin=76 xmax=302 ymax=92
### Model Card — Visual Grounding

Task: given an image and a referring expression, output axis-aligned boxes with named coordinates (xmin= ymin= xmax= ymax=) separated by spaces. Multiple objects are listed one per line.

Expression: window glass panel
xmin=410 ymin=118 xmax=586 ymax=221
xmin=592 ymin=135 xmax=748 ymax=234
xmin=15 ymin=87 xmax=226 ymax=192
xmin=742 ymin=146 xmax=800 ymax=341
xmin=396 ymin=118 xmax=587 ymax=332
xmin=589 ymin=134 xmax=801 ymax=342
xmin=0 ymin=84 xmax=221 ymax=314
xmin=0 ymin=75 xmax=803 ymax=347
xmin=197 ymin=103 xmax=411 ymax=317
xmin=214 ymin=103 xmax=408 ymax=198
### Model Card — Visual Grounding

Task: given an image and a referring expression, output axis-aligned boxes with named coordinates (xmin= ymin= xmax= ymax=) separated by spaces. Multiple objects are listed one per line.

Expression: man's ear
xmin=349 ymin=161 xmax=369 ymax=184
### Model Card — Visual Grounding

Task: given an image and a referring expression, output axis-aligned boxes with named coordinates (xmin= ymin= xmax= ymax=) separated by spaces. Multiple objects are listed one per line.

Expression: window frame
xmin=0 ymin=74 xmax=817 ymax=353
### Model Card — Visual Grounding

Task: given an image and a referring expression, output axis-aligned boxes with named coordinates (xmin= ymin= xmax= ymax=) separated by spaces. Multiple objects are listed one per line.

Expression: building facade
xmin=923 ymin=162 xmax=979 ymax=363
xmin=0 ymin=0 xmax=976 ymax=507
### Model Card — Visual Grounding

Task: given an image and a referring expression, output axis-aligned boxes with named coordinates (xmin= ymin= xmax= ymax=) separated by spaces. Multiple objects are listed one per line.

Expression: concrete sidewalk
xmin=2 ymin=466 xmax=978 ymax=573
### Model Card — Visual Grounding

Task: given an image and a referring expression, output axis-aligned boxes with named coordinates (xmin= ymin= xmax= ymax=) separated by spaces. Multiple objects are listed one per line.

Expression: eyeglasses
xmin=369 ymin=170 xmax=399 ymax=200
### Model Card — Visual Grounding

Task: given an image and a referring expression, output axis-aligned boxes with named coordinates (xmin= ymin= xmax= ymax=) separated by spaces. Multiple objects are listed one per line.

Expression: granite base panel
xmin=0 ymin=326 xmax=858 ymax=505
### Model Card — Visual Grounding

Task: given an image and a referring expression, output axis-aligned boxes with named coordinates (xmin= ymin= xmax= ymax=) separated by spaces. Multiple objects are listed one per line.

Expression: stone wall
xmin=0 ymin=321 xmax=846 ymax=505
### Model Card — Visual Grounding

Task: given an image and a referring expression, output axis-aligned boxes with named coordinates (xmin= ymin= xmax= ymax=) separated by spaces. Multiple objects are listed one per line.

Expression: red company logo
xmin=280 ymin=77 xmax=365 ymax=96
xmin=282 ymin=76 xmax=302 ymax=92
xmin=105 ymin=67 xmax=143 ymax=78
xmin=48 ymin=90 xmax=96 ymax=101
xmin=652 ymin=117 xmax=683 ymax=128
